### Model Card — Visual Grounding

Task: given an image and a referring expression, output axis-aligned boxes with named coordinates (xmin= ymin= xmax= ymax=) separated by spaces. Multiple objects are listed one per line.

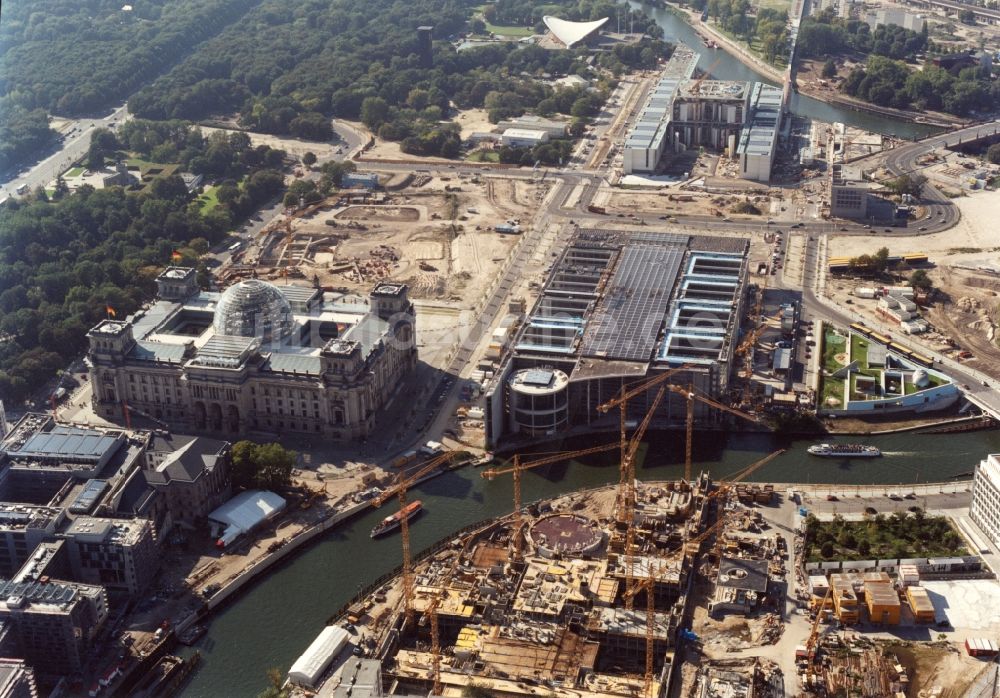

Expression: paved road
xmin=1 ymin=103 xmax=130 ymax=199
xmin=797 ymin=232 xmax=1000 ymax=419
xmin=883 ymin=119 xmax=1000 ymax=232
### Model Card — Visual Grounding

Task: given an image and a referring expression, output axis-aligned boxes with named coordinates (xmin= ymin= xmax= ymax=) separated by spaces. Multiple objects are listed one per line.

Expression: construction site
xmin=283 ymin=363 xmax=790 ymax=698
xmin=220 ymin=171 xmax=547 ymax=303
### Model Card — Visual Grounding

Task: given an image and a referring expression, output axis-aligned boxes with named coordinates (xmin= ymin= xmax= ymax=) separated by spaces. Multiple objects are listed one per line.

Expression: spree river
xmin=628 ymin=0 xmax=940 ymax=139
xmin=181 ymin=428 xmax=1000 ymax=696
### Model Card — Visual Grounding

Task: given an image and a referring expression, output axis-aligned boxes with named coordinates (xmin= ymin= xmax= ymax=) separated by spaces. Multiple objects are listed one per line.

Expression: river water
xmin=628 ymin=0 xmax=940 ymax=139
xmin=181 ymin=428 xmax=1000 ymax=696
xmin=179 ymin=9 xmax=956 ymax=693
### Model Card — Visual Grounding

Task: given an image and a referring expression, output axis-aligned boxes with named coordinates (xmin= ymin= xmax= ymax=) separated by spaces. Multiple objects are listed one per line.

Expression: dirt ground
xmin=826 ymin=189 xmax=1000 ymax=377
xmin=259 ymin=172 xmax=545 ymax=307
xmin=199 ymin=125 xmax=345 ymax=161
xmin=453 ymin=108 xmax=496 ymax=139
xmin=888 ymin=642 xmax=984 ymax=698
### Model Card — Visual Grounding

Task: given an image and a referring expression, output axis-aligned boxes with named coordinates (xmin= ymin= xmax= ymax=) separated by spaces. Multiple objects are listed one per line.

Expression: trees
xmin=231 ymin=440 xmax=297 ymax=490
xmin=909 ymin=269 xmax=933 ymax=291
xmin=0 ymin=121 xmax=289 ymax=404
xmin=822 ymin=59 xmax=837 ymax=78
xmin=959 ymin=9 xmax=977 ymax=24
xmin=987 ymin=143 xmax=1000 ymax=164
xmin=807 ymin=511 xmax=967 ymax=561
xmin=886 ymin=174 xmax=927 ymax=198
xmin=360 ymin=97 xmax=391 ymax=131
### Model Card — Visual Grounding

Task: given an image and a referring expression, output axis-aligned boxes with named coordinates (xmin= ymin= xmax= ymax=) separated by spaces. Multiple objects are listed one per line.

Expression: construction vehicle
xmin=480 ymin=442 xmax=619 ymax=552
xmin=687 ymin=57 xmax=722 ymax=96
xmin=372 ymin=450 xmax=466 ymax=627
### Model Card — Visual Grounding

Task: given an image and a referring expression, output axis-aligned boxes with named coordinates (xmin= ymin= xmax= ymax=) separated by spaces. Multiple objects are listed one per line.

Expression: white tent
xmin=208 ymin=490 xmax=286 ymax=547
xmin=542 ymin=16 xmax=608 ymax=47
xmin=288 ymin=625 xmax=350 ymax=687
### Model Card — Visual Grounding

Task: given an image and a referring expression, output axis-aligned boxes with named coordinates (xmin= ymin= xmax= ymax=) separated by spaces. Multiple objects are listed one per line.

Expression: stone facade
xmin=86 ymin=274 xmax=417 ymax=442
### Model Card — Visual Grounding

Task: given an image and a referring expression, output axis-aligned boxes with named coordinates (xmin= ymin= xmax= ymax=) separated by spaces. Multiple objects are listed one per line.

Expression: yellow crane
xmin=800 ymin=584 xmax=833 ymax=690
xmin=705 ymin=449 xmax=784 ymax=562
xmin=427 ymin=594 xmax=442 ymax=695
xmin=481 ymin=442 xmax=620 ymax=552
xmin=596 ymin=365 xmax=692 ymax=498
xmin=619 ymin=386 xmax=667 ymax=605
xmin=622 ymin=516 xmax=728 ymax=696
xmin=665 ymin=383 xmax=761 ymax=482
xmin=373 ymin=450 xmax=465 ymax=627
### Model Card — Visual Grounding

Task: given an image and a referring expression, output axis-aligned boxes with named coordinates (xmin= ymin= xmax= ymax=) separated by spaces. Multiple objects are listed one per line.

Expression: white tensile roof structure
xmin=543 ymin=16 xmax=609 ymax=48
xmin=287 ymin=625 xmax=350 ymax=687
xmin=209 ymin=489 xmax=287 ymax=547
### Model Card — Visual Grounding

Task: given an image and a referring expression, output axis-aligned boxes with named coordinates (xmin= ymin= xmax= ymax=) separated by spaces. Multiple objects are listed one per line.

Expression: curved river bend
xmin=181 ymin=429 xmax=1000 ymax=696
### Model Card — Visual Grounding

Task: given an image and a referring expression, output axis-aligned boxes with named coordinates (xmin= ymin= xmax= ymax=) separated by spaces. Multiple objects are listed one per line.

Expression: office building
xmin=736 ymin=83 xmax=782 ymax=182
xmin=484 ymin=228 xmax=749 ymax=445
xmin=0 ymin=505 xmax=64 ymax=579
xmin=87 ymin=271 xmax=417 ymax=442
xmin=143 ymin=434 xmax=230 ymax=531
xmin=622 ymin=45 xmax=700 ymax=174
xmin=0 ymin=659 xmax=37 ymax=698
xmin=672 ymin=81 xmax=748 ymax=151
xmin=0 ymin=577 xmax=107 ymax=674
xmin=622 ymin=45 xmax=783 ymax=182
xmin=971 ymin=454 xmax=1000 ymax=549
xmin=64 ymin=517 xmax=159 ymax=598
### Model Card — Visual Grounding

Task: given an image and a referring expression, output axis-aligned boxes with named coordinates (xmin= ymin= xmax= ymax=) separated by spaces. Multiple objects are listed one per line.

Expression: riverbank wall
xmin=175 ymin=498 xmax=372 ymax=634
xmin=654 ymin=0 xmax=956 ymax=128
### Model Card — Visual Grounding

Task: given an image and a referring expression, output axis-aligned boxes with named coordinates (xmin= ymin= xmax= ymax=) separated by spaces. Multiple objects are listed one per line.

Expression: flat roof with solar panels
xmin=485 ymin=228 xmax=750 ymax=445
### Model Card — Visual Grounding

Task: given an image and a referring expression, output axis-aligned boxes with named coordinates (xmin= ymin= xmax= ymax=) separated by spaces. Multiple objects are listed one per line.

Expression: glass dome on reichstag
xmin=213 ymin=279 xmax=293 ymax=343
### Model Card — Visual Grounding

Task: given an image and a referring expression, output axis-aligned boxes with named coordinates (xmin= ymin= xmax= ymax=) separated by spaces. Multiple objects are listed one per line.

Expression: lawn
xmin=466 ymin=150 xmax=499 ymax=163
xmin=822 ymin=327 xmax=847 ymax=373
xmin=805 ymin=511 xmax=968 ymax=562
xmin=198 ymin=185 xmax=221 ymax=213
xmin=850 ymin=333 xmax=869 ymax=369
xmin=476 ymin=4 xmax=535 ymax=37
xmin=65 ymin=167 xmax=85 ymax=177
xmin=712 ymin=23 xmax=788 ymax=69
xmin=820 ymin=374 xmax=845 ymax=408
xmin=755 ymin=0 xmax=791 ymax=13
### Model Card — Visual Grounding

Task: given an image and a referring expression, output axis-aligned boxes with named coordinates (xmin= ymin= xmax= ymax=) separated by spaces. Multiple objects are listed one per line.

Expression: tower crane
xmin=704 ymin=449 xmax=784 ymax=563
xmin=621 ymin=516 xmax=728 ymax=696
xmin=806 ymin=586 xmax=832 ymax=663
xmin=481 ymin=442 xmax=620 ymax=522
xmin=688 ymin=57 xmax=722 ymax=95
xmin=665 ymin=383 xmax=761 ymax=482
xmin=427 ymin=594 xmax=442 ymax=695
xmin=619 ymin=386 xmax=667 ymax=606
xmin=480 ymin=442 xmax=620 ymax=553
xmin=596 ymin=364 xmax=692 ymax=494
xmin=372 ymin=450 xmax=465 ymax=627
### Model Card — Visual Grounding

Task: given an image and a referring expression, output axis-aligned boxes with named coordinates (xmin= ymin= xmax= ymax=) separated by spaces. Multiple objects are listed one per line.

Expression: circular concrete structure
xmin=508 ymin=368 xmax=569 ymax=435
xmin=526 ymin=513 xmax=603 ymax=558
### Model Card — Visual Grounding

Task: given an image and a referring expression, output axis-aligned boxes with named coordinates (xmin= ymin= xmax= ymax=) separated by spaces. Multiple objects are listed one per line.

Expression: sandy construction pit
xmin=335 ymin=205 xmax=421 ymax=222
